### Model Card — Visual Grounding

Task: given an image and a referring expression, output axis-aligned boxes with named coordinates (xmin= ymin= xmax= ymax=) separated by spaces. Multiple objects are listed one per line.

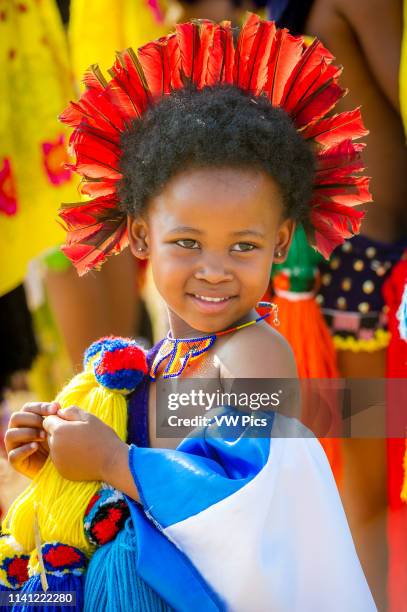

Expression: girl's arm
xmin=101 ymin=438 xmax=139 ymax=500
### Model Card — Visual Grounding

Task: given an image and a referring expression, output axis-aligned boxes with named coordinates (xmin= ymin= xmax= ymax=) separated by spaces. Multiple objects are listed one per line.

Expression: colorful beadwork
xmin=150 ymin=302 xmax=277 ymax=379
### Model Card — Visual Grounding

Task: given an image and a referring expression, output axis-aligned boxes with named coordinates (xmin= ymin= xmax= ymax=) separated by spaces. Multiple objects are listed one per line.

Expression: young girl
xmin=5 ymin=14 xmax=376 ymax=611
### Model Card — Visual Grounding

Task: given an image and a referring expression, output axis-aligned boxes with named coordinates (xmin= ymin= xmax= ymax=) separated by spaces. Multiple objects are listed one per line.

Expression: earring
xmin=271 ymin=302 xmax=280 ymax=327
xmin=137 ymin=247 xmax=144 ymax=252
xmin=257 ymin=301 xmax=280 ymax=327
xmin=277 ymin=250 xmax=283 ymax=258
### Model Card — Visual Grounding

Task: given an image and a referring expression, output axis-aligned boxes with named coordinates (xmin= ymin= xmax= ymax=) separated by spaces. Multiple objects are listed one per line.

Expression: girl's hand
xmin=43 ymin=407 xmax=125 ymax=482
xmin=4 ymin=402 xmax=59 ymax=478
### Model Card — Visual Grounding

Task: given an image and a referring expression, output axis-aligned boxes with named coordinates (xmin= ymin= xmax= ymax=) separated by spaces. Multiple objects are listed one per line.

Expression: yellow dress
xmin=68 ymin=0 xmax=170 ymax=83
xmin=0 ymin=0 xmax=78 ymax=296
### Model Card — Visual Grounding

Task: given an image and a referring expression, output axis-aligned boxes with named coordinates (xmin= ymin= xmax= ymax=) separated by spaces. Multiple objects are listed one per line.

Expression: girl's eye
xmin=231 ymin=243 xmax=256 ymax=252
xmin=176 ymin=239 xmax=200 ymax=249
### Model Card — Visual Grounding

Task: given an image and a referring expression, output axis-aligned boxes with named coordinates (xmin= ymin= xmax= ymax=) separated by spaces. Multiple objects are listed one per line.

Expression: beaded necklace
xmin=150 ymin=302 xmax=278 ymax=380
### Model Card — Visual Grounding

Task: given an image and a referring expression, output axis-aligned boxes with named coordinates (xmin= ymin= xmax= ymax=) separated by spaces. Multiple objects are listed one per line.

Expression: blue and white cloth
xmin=124 ymin=409 xmax=376 ymax=611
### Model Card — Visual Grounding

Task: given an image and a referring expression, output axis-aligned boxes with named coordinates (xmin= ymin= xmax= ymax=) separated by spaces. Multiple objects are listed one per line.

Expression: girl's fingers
xmin=8 ymin=411 xmax=44 ymax=430
xmin=8 ymin=442 xmax=39 ymax=467
xmin=21 ymin=402 xmax=60 ymax=417
xmin=5 ymin=427 xmax=46 ymax=452
xmin=42 ymin=415 xmax=64 ymax=435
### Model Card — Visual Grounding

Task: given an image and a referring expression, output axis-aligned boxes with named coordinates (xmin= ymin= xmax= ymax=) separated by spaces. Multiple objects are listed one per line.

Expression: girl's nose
xmin=194 ymin=255 xmax=234 ymax=284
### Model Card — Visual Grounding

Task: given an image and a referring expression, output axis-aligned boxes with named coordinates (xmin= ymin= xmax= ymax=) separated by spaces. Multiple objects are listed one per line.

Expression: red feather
xmin=59 ymin=92 xmax=126 ymax=135
xmin=59 ymin=196 xmax=128 ymax=276
xmin=295 ymin=81 xmax=344 ymax=129
xmin=197 ymin=22 xmax=217 ymax=88
xmin=138 ymin=38 xmax=171 ymax=96
xmin=291 ymin=63 xmax=345 ymax=128
xmin=166 ymin=33 xmax=183 ymax=90
xmin=281 ymin=38 xmax=334 ymax=111
xmin=80 ymin=179 xmax=118 ymax=198
xmin=316 ymin=140 xmax=365 ymax=171
xmin=138 ymin=34 xmax=182 ymax=96
xmin=266 ymin=29 xmax=304 ymax=106
xmin=303 ymin=108 xmax=368 ymax=147
xmin=59 ymin=65 xmax=110 ymax=133
xmin=69 ymin=128 xmax=121 ymax=179
xmin=245 ymin=21 xmax=276 ymax=94
xmin=234 ymin=13 xmax=262 ymax=88
xmin=68 ymin=123 xmax=121 ymax=154
xmin=309 ymin=202 xmax=365 ymax=258
xmin=108 ymin=49 xmax=150 ymax=119
xmin=316 ymin=161 xmax=366 ymax=182
xmin=59 ymin=196 xmax=119 ymax=227
xmin=314 ymin=176 xmax=372 ymax=205
xmin=214 ymin=21 xmax=235 ymax=85
xmin=59 ymin=102 xmax=85 ymax=128
xmin=176 ymin=21 xmax=203 ymax=85
xmin=82 ymin=64 xmax=108 ymax=91
xmin=201 ymin=24 xmax=225 ymax=86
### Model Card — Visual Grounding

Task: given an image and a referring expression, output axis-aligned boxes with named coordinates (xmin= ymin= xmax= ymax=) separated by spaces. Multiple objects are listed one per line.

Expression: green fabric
xmin=42 ymin=246 xmax=71 ymax=272
xmin=271 ymin=225 xmax=323 ymax=292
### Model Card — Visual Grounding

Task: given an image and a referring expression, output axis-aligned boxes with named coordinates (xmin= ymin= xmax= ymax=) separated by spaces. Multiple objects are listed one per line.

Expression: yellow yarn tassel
xmin=2 ymin=338 xmax=147 ymax=557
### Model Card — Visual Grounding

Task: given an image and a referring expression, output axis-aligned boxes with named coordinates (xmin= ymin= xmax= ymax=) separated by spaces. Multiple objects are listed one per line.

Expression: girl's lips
xmin=187 ymin=294 xmax=237 ymax=314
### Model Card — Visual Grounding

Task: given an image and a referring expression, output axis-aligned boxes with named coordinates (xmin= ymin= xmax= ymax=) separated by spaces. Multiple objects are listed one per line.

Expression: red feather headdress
xmin=59 ymin=13 xmax=371 ymax=276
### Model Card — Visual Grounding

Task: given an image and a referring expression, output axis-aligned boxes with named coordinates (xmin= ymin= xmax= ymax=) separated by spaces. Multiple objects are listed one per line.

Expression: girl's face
xmin=128 ymin=167 xmax=295 ymax=337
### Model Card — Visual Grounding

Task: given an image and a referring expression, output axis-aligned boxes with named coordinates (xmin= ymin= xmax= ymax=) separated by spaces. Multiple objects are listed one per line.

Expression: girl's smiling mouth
xmin=187 ymin=293 xmax=237 ymax=314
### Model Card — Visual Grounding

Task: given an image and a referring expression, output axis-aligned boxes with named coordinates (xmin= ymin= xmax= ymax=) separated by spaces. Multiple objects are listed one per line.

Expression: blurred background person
xmin=178 ymin=0 xmax=266 ymax=22
xmin=271 ymin=0 xmax=406 ymax=608
xmin=0 ymin=0 xmax=76 ymax=517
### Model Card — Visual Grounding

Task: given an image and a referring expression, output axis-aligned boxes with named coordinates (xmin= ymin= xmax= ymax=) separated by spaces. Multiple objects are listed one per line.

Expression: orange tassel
xmin=269 ymin=294 xmax=339 ymax=378
xmin=261 ymin=289 xmax=343 ymax=486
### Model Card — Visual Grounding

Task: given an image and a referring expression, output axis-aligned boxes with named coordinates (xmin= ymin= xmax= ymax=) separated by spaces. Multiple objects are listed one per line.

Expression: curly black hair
xmin=119 ymin=85 xmax=315 ymax=223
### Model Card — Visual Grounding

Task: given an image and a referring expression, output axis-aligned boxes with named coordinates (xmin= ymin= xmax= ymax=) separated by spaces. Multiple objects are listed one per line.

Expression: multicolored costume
xmin=317 ymin=235 xmax=407 ymax=352
xmin=83 ymin=341 xmax=375 ymax=612
xmin=269 ymin=8 xmax=407 ymax=608
xmin=0 ymin=338 xmax=147 ymax=610
xmin=0 ymin=0 xmax=76 ymax=297
xmin=20 ymin=12 xmax=376 ymax=610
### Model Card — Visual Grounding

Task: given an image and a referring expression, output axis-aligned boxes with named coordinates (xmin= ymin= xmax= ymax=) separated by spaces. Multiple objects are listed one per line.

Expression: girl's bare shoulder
xmin=215 ymin=322 xmax=298 ymax=380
